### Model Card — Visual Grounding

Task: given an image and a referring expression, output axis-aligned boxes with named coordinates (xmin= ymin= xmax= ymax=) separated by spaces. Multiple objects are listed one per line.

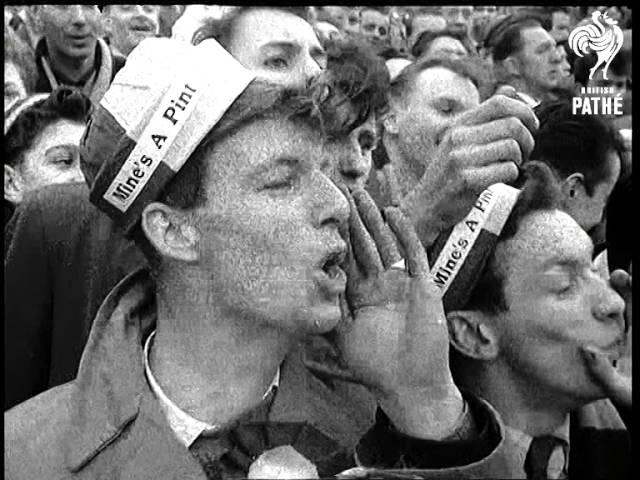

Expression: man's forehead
xmin=411 ymin=66 xmax=478 ymax=103
xmin=499 ymin=210 xmax=592 ymax=273
xmin=521 ymin=26 xmax=554 ymax=47
xmin=361 ymin=10 xmax=388 ymax=23
xmin=214 ymin=117 xmax=325 ymax=168
xmin=233 ymin=9 xmax=320 ymax=49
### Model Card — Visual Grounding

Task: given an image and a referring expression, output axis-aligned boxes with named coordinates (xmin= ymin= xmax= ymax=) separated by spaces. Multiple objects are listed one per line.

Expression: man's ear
xmin=382 ymin=111 xmax=399 ymax=135
xmin=141 ymin=202 xmax=201 ymax=264
xmin=101 ymin=14 xmax=114 ymax=35
xmin=4 ymin=165 xmax=24 ymax=205
xmin=502 ymin=56 xmax=521 ymax=78
xmin=561 ymin=173 xmax=586 ymax=201
xmin=447 ymin=310 xmax=499 ymax=361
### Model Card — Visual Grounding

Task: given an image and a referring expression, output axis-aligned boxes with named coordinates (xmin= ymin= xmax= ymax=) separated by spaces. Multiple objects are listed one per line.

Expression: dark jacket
xmin=4 ymin=182 xmax=147 ymax=410
xmin=5 ymin=268 xmax=505 ymax=479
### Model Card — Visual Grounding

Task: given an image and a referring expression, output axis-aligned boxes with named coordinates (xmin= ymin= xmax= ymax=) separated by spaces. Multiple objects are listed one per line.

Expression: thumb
xmin=494 ymin=85 xmax=519 ymax=99
xmin=581 ymin=346 xmax=631 ymax=409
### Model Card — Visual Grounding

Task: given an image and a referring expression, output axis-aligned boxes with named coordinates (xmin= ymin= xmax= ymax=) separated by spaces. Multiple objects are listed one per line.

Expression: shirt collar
xmin=516 ymin=90 xmax=541 ymax=109
xmin=143 ymin=330 xmax=280 ymax=448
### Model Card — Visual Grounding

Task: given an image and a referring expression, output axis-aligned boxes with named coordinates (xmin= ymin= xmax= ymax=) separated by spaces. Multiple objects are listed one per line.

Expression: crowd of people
xmin=3 ymin=4 xmax=633 ymax=479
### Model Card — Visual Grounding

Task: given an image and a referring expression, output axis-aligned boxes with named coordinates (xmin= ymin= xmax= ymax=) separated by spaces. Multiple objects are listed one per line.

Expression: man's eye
xmin=348 ymin=16 xmax=358 ymax=24
xmin=263 ymin=179 xmax=294 ymax=190
xmin=264 ymin=57 xmax=289 ymax=69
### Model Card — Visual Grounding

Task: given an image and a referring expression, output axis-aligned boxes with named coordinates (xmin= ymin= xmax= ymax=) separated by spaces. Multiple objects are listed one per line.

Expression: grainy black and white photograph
xmin=3 ymin=4 xmax=632 ymax=479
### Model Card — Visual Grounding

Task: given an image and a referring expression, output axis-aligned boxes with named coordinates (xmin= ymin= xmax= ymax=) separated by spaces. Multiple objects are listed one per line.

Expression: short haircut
xmin=193 ymin=6 xmax=310 ymax=47
xmin=5 ymin=88 xmax=92 ymax=168
xmin=486 ymin=15 xmax=545 ymax=62
xmin=5 ymin=24 xmax=37 ymax=93
xmin=573 ymin=50 xmax=631 ymax=87
xmin=460 ymin=161 xmax=564 ymax=314
xmin=531 ymin=99 xmax=624 ymax=195
xmin=389 ymin=56 xmax=487 ymax=103
xmin=411 ymin=28 xmax=472 ymax=59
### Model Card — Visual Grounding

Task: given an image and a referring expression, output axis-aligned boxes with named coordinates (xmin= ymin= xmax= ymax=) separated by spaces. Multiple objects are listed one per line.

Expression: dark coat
xmin=5 ymin=269 xmax=505 ymax=479
xmin=4 ymin=182 xmax=147 ymax=410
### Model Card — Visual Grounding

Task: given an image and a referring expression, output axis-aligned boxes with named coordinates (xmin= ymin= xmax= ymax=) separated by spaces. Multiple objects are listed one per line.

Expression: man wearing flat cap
xmin=5 ymin=37 xmax=506 ymax=479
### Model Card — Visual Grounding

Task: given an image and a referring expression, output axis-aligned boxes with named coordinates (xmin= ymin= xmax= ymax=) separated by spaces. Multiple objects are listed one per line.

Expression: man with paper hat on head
xmin=5 ymin=36 xmax=509 ymax=479
xmin=429 ymin=162 xmax=631 ymax=479
xmin=2 ymin=31 xmax=385 ymax=412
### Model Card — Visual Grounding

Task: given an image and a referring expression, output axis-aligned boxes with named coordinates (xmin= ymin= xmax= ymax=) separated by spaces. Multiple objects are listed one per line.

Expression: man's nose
xmin=68 ymin=5 xmax=88 ymax=25
xmin=341 ymin=128 xmax=375 ymax=178
xmin=310 ymin=171 xmax=350 ymax=229
xmin=592 ymin=283 xmax=626 ymax=329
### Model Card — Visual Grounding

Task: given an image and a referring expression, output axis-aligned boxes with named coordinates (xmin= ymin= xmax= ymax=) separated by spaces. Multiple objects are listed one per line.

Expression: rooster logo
xmin=568 ymin=11 xmax=624 ymax=80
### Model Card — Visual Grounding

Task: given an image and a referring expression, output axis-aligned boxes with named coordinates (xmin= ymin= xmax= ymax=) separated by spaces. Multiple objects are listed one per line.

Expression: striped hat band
xmin=83 ymin=37 xmax=255 ymax=235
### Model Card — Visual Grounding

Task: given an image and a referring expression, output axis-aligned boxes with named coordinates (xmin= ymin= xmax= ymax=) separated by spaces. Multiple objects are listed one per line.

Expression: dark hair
xmin=4 ymin=88 xmax=92 ymax=167
xmin=486 ymin=15 xmax=544 ymax=62
xmin=462 ymin=161 xmax=564 ymax=314
xmin=411 ymin=28 xmax=472 ymax=59
xmin=390 ymin=56 xmax=487 ymax=102
xmin=193 ymin=6 xmax=309 ymax=46
xmin=531 ymin=99 xmax=623 ymax=196
xmin=314 ymin=37 xmax=390 ymax=133
xmin=5 ymin=24 xmax=37 ymax=93
xmin=573 ymin=50 xmax=631 ymax=87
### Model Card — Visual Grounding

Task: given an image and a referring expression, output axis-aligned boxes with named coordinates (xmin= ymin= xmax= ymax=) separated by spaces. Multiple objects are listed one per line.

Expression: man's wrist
xmin=378 ymin=384 xmax=466 ymax=440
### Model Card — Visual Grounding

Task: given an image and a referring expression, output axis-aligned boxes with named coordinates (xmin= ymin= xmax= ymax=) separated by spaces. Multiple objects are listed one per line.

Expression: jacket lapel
xmin=65 ymin=268 xmax=155 ymax=472
xmin=116 ymin=388 xmax=207 ymax=480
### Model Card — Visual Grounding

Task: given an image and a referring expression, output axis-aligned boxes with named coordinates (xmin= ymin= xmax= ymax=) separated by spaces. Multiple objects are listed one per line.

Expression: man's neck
xmin=46 ymin=42 xmax=96 ymax=84
xmin=150 ymin=274 xmax=292 ymax=428
xmin=508 ymin=77 xmax=543 ymax=104
xmin=465 ymin=364 xmax=572 ymax=437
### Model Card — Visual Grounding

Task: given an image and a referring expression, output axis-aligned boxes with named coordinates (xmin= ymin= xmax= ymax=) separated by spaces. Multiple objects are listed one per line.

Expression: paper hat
xmin=429 ymin=183 xmax=521 ymax=312
xmin=83 ymin=37 xmax=255 ymax=235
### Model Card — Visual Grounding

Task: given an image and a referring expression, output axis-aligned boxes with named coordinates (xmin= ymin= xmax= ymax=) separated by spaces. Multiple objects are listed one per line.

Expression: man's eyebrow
xmin=260 ymin=41 xmax=299 ymax=55
xmin=541 ymin=249 xmax=595 ymax=270
xmin=253 ymin=156 xmax=302 ymax=175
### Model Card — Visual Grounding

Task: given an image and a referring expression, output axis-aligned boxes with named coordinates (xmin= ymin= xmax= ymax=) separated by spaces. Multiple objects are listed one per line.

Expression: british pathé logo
xmin=568 ymin=11 xmax=623 ymax=81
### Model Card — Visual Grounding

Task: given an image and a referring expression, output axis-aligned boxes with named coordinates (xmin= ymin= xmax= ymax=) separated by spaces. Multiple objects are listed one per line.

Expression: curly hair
xmin=192 ymin=6 xmax=309 ymax=46
xmin=5 ymin=87 xmax=92 ymax=167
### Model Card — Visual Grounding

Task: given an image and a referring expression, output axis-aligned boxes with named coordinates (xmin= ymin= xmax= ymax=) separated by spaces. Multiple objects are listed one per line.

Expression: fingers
xmin=351 ymin=189 xmax=402 ymax=269
xmin=493 ymin=85 xmax=519 ymax=99
xmin=449 ymin=117 xmax=536 ymax=162
xmin=337 ymin=183 xmax=384 ymax=275
xmin=459 ymin=161 xmax=520 ymax=193
xmin=610 ymin=269 xmax=632 ymax=333
xmin=451 ymin=139 xmax=525 ymax=169
xmin=581 ymin=346 xmax=632 ymax=409
xmin=384 ymin=207 xmax=430 ymax=277
xmin=455 ymin=94 xmax=540 ymax=133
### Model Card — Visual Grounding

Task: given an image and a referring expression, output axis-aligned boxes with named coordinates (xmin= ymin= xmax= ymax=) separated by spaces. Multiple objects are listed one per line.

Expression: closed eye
xmin=264 ymin=57 xmax=289 ymax=70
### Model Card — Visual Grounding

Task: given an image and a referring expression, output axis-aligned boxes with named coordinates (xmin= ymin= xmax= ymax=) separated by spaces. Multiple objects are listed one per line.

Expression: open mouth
xmin=321 ymin=249 xmax=346 ymax=279
xmin=313 ymin=245 xmax=347 ymax=298
xmin=129 ymin=24 xmax=154 ymax=33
